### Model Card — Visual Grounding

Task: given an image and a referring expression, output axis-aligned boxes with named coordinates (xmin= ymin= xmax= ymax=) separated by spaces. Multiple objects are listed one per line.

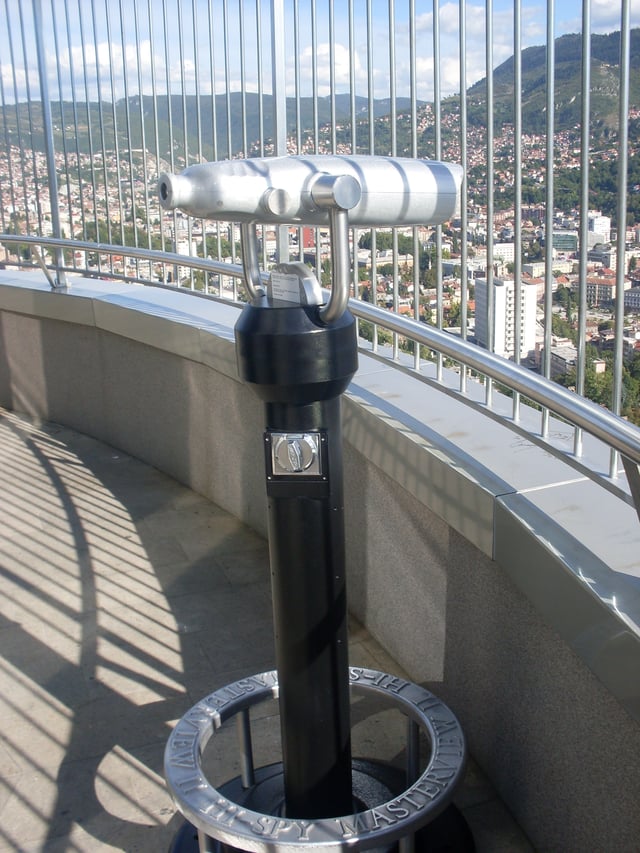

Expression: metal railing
xmin=1 ymin=0 xmax=639 ymax=516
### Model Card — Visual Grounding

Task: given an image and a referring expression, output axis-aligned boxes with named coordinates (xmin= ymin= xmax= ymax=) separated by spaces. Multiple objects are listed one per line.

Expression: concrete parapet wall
xmin=1 ymin=271 xmax=639 ymax=851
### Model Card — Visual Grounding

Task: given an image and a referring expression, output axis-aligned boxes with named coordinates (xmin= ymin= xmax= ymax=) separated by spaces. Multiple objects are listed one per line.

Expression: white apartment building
xmin=588 ymin=210 xmax=611 ymax=247
xmin=475 ymin=277 xmax=538 ymax=360
xmin=493 ymin=242 xmax=516 ymax=264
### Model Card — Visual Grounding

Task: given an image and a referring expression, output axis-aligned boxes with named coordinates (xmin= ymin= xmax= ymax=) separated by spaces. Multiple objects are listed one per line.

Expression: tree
xmin=551 ymin=313 xmax=576 ymax=342
xmin=555 ymin=285 xmax=573 ymax=322
xmin=447 ymin=301 xmax=462 ymax=327
xmin=358 ymin=231 xmax=393 ymax=252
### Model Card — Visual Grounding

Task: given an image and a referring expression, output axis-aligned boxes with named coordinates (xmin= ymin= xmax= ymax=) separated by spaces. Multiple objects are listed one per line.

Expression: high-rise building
xmin=588 ymin=210 xmax=612 ymax=247
xmin=475 ymin=277 xmax=538 ymax=361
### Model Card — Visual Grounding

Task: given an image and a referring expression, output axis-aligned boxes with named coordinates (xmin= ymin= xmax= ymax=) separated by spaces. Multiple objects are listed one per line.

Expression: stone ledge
xmin=0 ymin=269 xmax=638 ymax=722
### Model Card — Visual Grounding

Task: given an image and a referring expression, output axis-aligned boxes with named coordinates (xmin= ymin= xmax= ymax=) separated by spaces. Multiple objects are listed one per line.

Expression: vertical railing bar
xmin=388 ymin=0 xmax=399 ymax=361
xmin=134 ymin=0 xmax=152 ymax=255
xmin=147 ymin=0 xmax=164 ymax=258
xmin=221 ymin=6 xmax=238 ymax=301
xmin=192 ymin=0 xmax=207 ymax=286
xmin=255 ymin=2 xmax=268 ymax=272
xmin=432 ymin=0 xmax=443 ymax=380
xmin=271 ymin=0 xmax=289 ymax=266
xmin=254 ymin=0 xmax=269 ymax=269
xmin=0 ymin=0 xmax=29 ymax=246
xmin=293 ymin=0 xmax=303 ymax=261
xmin=222 ymin=0 xmax=237 ymax=294
xmin=349 ymin=0 xmax=356 ymax=154
xmin=16 ymin=2 xmax=39 ymax=238
xmin=78 ymin=0 xmax=100 ymax=266
xmin=370 ymin=228 xmax=379 ymax=353
xmin=223 ymin=0 xmax=233 ymax=160
xmin=12 ymin=0 xmax=35 ymax=233
xmin=18 ymin=1 xmax=44 ymax=239
xmin=176 ymin=0 xmax=189 ymax=169
xmin=117 ymin=0 xmax=139 ymax=283
xmin=512 ymin=0 xmax=523 ymax=420
xmin=348 ymin=0 xmax=358 ymax=299
xmin=106 ymin=1 xmax=126 ymax=249
xmin=0 ymin=21 xmax=18 ymax=245
xmin=291 ymin=1 xmax=303 ymax=259
xmin=311 ymin=0 xmax=319 ymax=149
xmin=610 ymin=0 xmax=631 ymax=478
xmin=459 ymin=0 xmax=469 ymax=395
xmin=485 ymin=0 xmax=495 ymax=407
xmin=575 ymin=0 xmax=592 ymax=458
xmin=388 ymin=0 xmax=396 ymax=157
xmin=206 ymin=0 xmax=223 ymax=294
xmin=409 ymin=0 xmax=420 ymax=369
xmin=31 ymin=0 xmax=66 ymax=286
xmin=63 ymin=0 xmax=86 ymax=243
xmin=329 ymin=0 xmax=337 ymax=153
xmin=5 ymin=0 xmax=32 ymax=238
xmin=541 ymin=0 xmax=556 ymax=439
xmin=366 ymin=0 xmax=375 ymax=155
xmin=409 ymin=0 xmax=418 ymax=159
xmin=192 ymin=0 xmax=204 ymax=164
xmin=50 ymin=1 xmax=74 ymax=258
xmin=161 ymin=0 xmax=179 ymax=285
xmin=208 ymin=0 xmax=219 ymax=163
xmin=311 ymin=0 xmax=321 ymax=282
xmin=366 ymin=0 xmax=378 ymax=353
xmin=271 ymin=0 xmax=287 ymax=156
xmin=89 ymin=0 xmax=112 ymax=264
xmin=117 ymin=0 xmax=136 ymax=252
xmin=176 ymin=0 xmax=195 ymax=288
xmin=412 ymin=225 xmax=421 ymax=367
xmin=163 ymin=0 xmax=176 ymax=177
xmin=256 ymin=0 xmax=265 ymax=158
xmin=392 ymin=227 xmax=400 ymax=361
xmin=239 ymin=0 xmax=248 ymax=158
xmin=293 ymin=0 xmax=302 ymax=156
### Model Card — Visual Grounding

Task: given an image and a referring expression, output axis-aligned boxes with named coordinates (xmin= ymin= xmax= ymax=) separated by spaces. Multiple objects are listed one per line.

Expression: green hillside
xmin=0 ymin=92 xmax=421 ymax=165
xmin=2 ymin=29 xmax=638 ymax=161
xmin=467 ymin=29 xmax=640 ymax=136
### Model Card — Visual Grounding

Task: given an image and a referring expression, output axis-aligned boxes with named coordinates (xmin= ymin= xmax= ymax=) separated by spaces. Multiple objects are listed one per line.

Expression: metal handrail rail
xmin=351 ymin=299 xmax=640 ymax=468
xmin=1 ymin=232 xmax=639 ymax=514
xmin=0 ymin=233 xmax=253 ymax=284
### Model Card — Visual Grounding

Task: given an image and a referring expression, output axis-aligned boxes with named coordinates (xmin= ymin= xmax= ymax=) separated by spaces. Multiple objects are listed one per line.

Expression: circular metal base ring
xmin=165 ymin=668 xmax=466 ymax=852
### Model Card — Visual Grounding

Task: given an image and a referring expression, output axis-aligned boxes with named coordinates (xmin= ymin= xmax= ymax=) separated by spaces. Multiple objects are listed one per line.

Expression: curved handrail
xmin=0 ymin=234 xmax=260 ymax=287
xmin=351 ymin=299 xmax=640 ymax=468
xmin=1 ymin=234 xmax=639 ymax=510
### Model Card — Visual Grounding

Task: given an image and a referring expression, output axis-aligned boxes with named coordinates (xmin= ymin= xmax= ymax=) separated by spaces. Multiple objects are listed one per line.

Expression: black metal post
xmin=161 ymin=155 xmax=472 ymax=853
xmin=235 ymin=297 xmax=357 ymax=819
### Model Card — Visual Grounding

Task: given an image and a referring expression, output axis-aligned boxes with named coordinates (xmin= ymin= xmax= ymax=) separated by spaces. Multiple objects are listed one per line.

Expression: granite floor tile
xmin=0 ymin=409 xmax=534 ymax=852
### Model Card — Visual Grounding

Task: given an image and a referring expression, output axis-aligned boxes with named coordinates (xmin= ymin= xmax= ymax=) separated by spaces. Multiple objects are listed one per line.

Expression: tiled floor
xmin=0 ymin=408 xmax=534 ymax=852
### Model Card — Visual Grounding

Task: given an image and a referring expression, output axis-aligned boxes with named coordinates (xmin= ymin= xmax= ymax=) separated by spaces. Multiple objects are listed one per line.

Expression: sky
xmin=1 ymin=0 xmax=639 ymax=106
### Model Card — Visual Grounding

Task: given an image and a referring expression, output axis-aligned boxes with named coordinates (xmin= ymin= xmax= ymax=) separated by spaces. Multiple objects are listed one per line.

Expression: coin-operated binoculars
xmin=159 ymin=155 xmax=473 ymax=853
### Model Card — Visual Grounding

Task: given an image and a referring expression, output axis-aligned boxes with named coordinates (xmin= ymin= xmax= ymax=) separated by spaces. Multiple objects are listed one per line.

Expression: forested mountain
xmin=466 ymin=28 xmax=640 ymax=136
xmin=0 ymin=93 xmax=423 ymax=163
xmin=1 ymin=29 xmax=637 ymax=163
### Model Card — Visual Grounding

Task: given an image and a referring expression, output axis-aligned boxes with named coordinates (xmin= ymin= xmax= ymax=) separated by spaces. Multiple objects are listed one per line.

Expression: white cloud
xmin=560 ymin=0 xmax=640 ymax=33
xmin=1 ymin=64 xmax=41 ymax=108
xmin=296 ymin=42 xmax=367 ymax=98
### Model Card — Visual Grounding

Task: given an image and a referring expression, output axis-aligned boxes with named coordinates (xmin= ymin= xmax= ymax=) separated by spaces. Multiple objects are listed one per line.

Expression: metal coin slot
xmin=271 ymin=433 xmax=321 ymax=476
